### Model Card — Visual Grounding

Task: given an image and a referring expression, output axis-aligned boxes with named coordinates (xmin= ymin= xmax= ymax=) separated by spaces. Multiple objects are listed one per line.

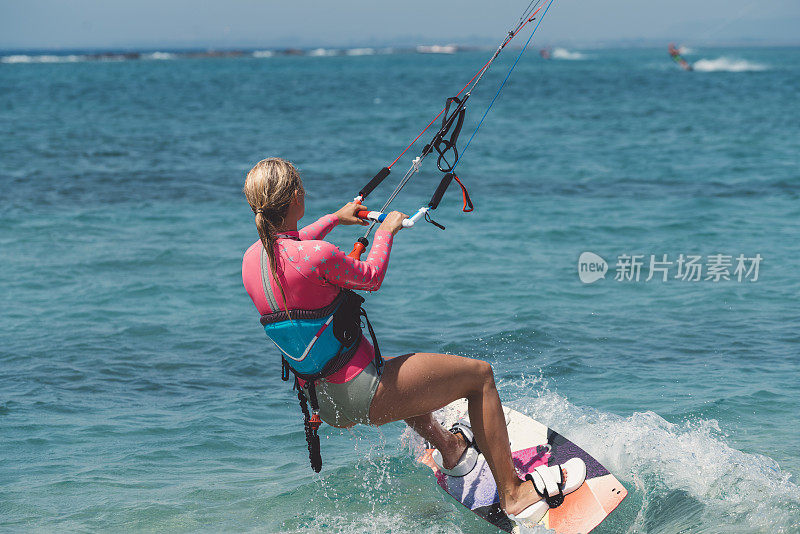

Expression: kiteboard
xmin=417 ymin=399 xmax=627 ymax=533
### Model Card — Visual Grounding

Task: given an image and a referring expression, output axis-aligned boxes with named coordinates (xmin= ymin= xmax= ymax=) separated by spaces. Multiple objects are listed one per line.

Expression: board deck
xmin=417 ymin=400 xmax=627 ymax=533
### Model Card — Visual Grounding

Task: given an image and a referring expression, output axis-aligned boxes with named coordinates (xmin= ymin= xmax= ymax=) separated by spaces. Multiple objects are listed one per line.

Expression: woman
xmin=241 ymin=158 xmax=584 ymax=526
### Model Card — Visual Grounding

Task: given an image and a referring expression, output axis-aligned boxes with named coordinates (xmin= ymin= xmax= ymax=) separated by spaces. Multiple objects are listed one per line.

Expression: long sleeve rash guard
xmin=242 ymin=214 xmax=393 ymax=383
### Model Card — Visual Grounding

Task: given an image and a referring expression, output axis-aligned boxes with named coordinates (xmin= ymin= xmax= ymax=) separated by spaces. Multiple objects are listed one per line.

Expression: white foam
xmin=252 ymin=50 xmax=274 ymax=58
xmin=402 ymin=374 xmax=800 ymax=531
xmin=345 ymin=48 xmax=375 ymax=56
xmin=1 ymin=54 xmax=33 ymax=63
xmin=308 ymin=48 xmax=337 ymax=57
xmin=142 ymin=52 xmax=175 ymax=61
xmin=290 ymin=511 xmax=465 ymax=533
xmin=551 ymin=48 xmax=586 ymax=60
xmin=1 ymin=54 xmax=81 ymax=63
xmin=693 ymin=57 xmax=767 ymax=72
xmin=416 ymin=45 xmax=458 ymax=54
xmin=509 ymin=382 xmax=800 ymax=532
xmin=31 ymin=54 xmax=63 ymax=63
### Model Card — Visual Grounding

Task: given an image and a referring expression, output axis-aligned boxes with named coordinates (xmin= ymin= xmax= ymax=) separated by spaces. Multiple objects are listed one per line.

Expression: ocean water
xmin=1 ymin=46 xmax=799 ymax=533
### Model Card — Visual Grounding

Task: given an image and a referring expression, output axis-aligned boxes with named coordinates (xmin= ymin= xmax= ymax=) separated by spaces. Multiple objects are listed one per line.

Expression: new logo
xmin=578 ymin=252 xmax=608 ymax=284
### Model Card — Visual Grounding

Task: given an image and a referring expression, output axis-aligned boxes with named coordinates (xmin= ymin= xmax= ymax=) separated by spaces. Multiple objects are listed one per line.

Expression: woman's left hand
xmin=334 ymin=202 xmax=369 ymax=226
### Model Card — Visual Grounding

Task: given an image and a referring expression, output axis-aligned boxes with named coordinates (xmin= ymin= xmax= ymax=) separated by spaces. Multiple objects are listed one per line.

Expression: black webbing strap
xmin=278 ymin=291 xmax=383 ymax=473
xmin=295 ymin=377 xmax=322 ymax=473
xmin=281 ymin=358 xmax=290 ymax=381
xmin=292 ymin=341 xmax=359 ymax=382
xmin=307 ymin=380 xmax=320 ymax=411
xmin=261 ymin=290 xmax=346 ymax=326
xmin=360 ymin=306 xmax=383 ymax=374
xmin=432 ymin=96 xmax=467 ymax=173
xmin=421 ymin=95 xmax=467 ymax=173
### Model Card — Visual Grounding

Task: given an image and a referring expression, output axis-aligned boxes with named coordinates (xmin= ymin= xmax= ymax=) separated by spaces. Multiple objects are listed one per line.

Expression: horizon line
xmin=2 ymin=40 xmax=800 ymax=55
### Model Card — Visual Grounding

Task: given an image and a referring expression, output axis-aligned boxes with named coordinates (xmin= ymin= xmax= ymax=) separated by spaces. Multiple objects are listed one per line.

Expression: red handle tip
xmin=348 ymin=242 xmax=366 ymax=259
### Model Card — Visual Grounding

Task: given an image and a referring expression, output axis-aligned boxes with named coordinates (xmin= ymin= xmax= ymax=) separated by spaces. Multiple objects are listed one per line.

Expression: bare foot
xmin=439 ymin=432 xmax=469 ymax=470
xmin=503 ymin=478 xmax=541 ymax=516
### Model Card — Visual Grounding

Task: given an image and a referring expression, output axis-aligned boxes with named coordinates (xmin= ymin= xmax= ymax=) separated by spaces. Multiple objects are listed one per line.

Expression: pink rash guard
xmin=242 ymin=213 xmax=393 ymax=384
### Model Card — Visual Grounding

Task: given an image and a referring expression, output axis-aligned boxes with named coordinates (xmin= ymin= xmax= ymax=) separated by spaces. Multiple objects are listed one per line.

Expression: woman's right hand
xmin=334 ymin=202 xmax=369 ymax=226
xmin=378 ymin=211 xmax=407 ymax=236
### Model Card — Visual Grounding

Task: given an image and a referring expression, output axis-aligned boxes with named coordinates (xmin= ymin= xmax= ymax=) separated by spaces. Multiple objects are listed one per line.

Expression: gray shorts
xmin=316 ymin=361 xmax=381 ymax=427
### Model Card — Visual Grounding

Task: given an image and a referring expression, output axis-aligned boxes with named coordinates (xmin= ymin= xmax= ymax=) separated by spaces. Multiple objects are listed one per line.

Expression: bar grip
xmin=357 ymin=209 xmax=416 ymax=228
xmin=358 ymin=167 xmax=391 ymax=200
xmin=357 ymin=210 xmax=387 ymax=223
xmin=429 ymin=173 xmax=455 ymax=210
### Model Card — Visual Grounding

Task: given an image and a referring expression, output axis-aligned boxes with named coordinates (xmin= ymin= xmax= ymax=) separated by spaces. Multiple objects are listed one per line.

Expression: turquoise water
xmin=1 ymin=47 xmax=799 ymax=532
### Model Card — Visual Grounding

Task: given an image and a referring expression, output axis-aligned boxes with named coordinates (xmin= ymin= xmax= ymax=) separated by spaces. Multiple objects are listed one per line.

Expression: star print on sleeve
xmin=315 ymin=230 xmax=394 ymax=291
xmin=283 ymin=230 xmax=393 ymax=291
xmin=299 ymin=214 xmax=339 ymax=241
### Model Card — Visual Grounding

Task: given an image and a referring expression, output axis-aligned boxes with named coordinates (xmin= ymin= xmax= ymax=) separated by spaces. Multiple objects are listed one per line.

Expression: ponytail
xmin=244 ymin=158 xmax=303 ymax=315
xmin=254 ymin=208 xmax=290 ymax=314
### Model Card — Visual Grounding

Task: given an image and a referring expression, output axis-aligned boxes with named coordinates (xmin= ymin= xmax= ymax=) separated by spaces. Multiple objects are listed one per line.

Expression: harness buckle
xmin=309 ymin=411 xmax=322 ymax=431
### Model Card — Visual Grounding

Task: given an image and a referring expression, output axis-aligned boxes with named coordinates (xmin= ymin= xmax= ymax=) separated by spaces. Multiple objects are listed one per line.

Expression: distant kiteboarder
xmin=668 ymin=43 xmax=693 ymax=71
xmin=539 ymin=47 xmax=551 ymax=60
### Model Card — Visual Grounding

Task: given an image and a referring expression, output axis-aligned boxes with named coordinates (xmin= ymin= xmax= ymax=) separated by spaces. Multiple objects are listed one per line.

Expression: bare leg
xmin=369 ymin=352 xmax=539 ymax=515
xmin=404 ymin=413 xmax=467 ymax=470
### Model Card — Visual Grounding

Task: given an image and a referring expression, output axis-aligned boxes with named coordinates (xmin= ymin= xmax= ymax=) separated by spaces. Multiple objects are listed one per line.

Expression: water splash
xmin=142 ymin=52 xmax=176 ymax=61
xmin=284 ymin=510 xmax=467 ymax=533
xmin=693 ymin=57 xmax=767 ymax=72
xmin=398 ymin=373 xmax=800 ymax=533
xmin=552 ymin=48 xmax=587 ymax=60
xmin=510 ymin=387 xmax=800 ymax=533
xmin=1 ymin=54 xmax=81 ymax=63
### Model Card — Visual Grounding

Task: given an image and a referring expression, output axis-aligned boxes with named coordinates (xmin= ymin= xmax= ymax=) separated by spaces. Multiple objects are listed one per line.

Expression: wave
xmin=308 ymin=48 xmax=337 ymax=57
xmin=551 ymin=47 xmax=586 ymax=60
xmin=1 ymin=54 xmax=82 ymax=64
xmin=286 ymin=511 xmax=464 ymax=534
xmin=1 ymin=46 xmax=441 ymax=64
xmin=403 ymin=377 xmax=800 ymax=532
xmin=2 ymin=50 xmax=257 ymax=64
xmin=345 ymin=48 xmax=375 ymax=56
xmin=0 ymin=52 xmax=156 ymax=63
xmin=416 ymin=45 xmax=458 ymax=54
xmin=693 ymin=57 xmax=767 ymax=72
xmin=141 ymin=52 xmax=176 ymax=61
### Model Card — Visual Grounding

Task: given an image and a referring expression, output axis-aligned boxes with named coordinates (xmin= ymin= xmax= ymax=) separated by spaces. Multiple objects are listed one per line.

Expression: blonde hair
xmin=243 ymin=157 xmax=303 ymax=310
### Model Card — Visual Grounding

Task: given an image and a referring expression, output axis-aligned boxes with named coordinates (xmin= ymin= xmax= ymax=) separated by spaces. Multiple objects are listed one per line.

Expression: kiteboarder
xmin=669 ymin=43 xmax=693 ymax=71
xmin=242 ymin=157 xmax=586 ymax=526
